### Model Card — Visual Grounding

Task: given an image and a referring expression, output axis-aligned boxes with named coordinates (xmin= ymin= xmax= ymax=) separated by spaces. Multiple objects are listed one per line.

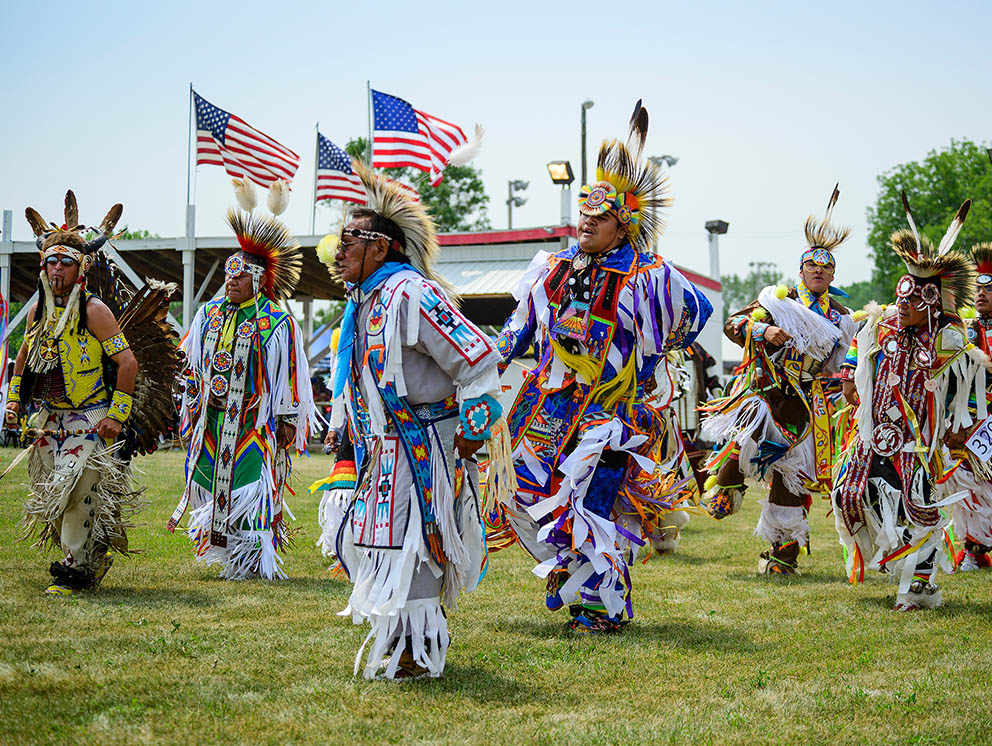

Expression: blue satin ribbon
xmin=332 ymin=262 xmax=414 ymax=399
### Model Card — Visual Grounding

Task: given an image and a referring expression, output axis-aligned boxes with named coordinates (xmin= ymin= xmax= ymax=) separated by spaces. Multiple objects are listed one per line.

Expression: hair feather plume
xmin=351 ymin=159 xmax=458 ymax=300
xmin=804 ymin=183 xmax=850 ymax=251
xmin=25 ymin=208 xmax=49 ymax=237
xmin=232 ymin=177 xmax=257 ymax=213
xmin=267 ymin=180 xmax=290 ymax=217
xmin=936 ymin=200 xmax=971 ymax=256
xmin=448 ymin=124 xmax=484 ymax=167
xmin=63 ymin=190 xmax=79 ymax=231
xmin=99 ymin=204 xmax=124 ymax=237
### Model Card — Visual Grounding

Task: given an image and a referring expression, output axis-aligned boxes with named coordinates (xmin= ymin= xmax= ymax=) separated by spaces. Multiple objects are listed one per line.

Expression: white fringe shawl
xmin=756 ymin=285 xmax=842 ymax=360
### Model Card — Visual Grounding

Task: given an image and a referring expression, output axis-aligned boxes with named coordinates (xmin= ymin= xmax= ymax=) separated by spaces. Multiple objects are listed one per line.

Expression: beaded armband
xmin=101 ymin=332 xmax=130 ymax=356
xmin=107 ymin=390 xmax=133 ymax=423
xmin=457 ymin=394 xmax=503 ymax=441
xmin=751 ymin=322 xmax=769 ymax=341
xmin=7 ymin=375 xmax=21 ymax=401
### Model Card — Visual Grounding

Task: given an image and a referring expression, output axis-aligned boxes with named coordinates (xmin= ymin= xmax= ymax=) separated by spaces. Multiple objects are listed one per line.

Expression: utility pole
xmin=506 ymin=179 xmax=528 ymax=229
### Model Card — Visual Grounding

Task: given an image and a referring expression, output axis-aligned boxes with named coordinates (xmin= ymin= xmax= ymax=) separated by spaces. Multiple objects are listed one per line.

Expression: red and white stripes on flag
xmin=371 ymin=89 xmax=468 ymax=187
xmin=194 ymin=92 xmax=300 ymax=188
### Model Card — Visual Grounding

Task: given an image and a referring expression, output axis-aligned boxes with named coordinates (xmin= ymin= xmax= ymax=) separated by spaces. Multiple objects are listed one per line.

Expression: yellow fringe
xmin=589 ymin=352 xmax=638 ymax=411
xmin=550 ymin=338 xmax=602 ymax=383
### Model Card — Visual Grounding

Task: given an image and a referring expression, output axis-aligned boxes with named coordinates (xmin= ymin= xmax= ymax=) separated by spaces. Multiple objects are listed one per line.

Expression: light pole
xmin=647 ymin=155 xmax=679 ymax=251
xmin=581 ymin=100 xmax=594 ymax=186
xmin=705 ymin=219 xmax=729 ymax=282
xmin=649 ymin=154 xmax=679 ymax=169
xmin=506 ymin=179 xmax=528 ymax=229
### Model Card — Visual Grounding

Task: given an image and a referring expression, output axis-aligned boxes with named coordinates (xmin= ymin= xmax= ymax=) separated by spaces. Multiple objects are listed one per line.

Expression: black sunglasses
xmin=45 ymin=256 xmax=78 ymax=267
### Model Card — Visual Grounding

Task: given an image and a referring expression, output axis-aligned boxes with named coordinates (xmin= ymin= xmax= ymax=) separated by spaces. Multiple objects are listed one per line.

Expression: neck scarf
xmin=332 ymin=262 xmax=414 ymax=400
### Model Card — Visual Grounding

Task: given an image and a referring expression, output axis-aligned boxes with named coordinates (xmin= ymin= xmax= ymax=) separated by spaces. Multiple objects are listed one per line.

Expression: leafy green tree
xmin=329 ymin=137 xmax=490 ymax=232
xmin=721 ymin=264 xmax=785 ymax=320
xmin=863 ymin=138 xmax=992 ymax=306
xmin=837 ymin=279 xmax=876 ymax=312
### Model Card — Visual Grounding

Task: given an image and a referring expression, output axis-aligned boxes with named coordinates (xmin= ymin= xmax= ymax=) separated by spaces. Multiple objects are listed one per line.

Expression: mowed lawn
xmin=1 ymin=449 xmax=991 ymax=746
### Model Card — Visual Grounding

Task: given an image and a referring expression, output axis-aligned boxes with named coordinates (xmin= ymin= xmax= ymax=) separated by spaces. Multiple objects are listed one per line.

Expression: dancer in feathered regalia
xmin=948 ymin=243 xmax=992 ymax=571
xmin=168 ymin=179 xmax=318 ymax=580
xmin=700 ymin=186 xmax=855 ymax=575
xmin=328 ymin=161 xmax=507 ymax=679
xmin=833 ymin=194 xmax=990 ymax=610
xmin=7 ymin=191 xmax=181 ymax=596
xmin=493 ymin=101 xmax=713 ymax=633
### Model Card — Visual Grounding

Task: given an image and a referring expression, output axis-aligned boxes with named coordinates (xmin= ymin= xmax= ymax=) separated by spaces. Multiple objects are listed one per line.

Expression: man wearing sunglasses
xmin=833 ymin=196 xmax=981 ymax=610
xmin=7 ymin=192 xmax=140 ymax=596
xmin=328 ymin=162 xmax=504 ymax=680
xmin=700 ymin=186 xmax=855 ymax=576
xmin=949 ymin=244 xmax=992 ymax=572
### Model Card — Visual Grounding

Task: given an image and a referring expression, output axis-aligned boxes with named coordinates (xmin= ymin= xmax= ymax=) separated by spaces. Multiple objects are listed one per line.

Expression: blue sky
xmin=2 ymin=0 xmax=989 ymax=285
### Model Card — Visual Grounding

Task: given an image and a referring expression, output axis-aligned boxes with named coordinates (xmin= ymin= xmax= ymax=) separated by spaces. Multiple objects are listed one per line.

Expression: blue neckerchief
xmin=332 ymin=262 xmax=414 ymax=399
xmin=828 ymin=285 xmax=849 ymax=298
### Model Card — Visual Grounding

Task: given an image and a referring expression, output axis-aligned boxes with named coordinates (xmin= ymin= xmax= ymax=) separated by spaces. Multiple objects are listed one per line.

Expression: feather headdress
xmin=801 ymin=183 xmax=849 ymax=266
xmin=577 ymin=100 xmax=672 ymax=252
xmin=971 ymin=242 xmax=992 ymax=287
xmin=25 ymin=190 xmax=123 ymax=258
xmin=892 ymin=191 xmax=974 ymax=310
xmin=22 ymin=190 xmax=125 ymax=372
xmin=350 ymin=159 xmax=458 ymax=299
xmin=226 ymin=179 xmax=302 ymax=301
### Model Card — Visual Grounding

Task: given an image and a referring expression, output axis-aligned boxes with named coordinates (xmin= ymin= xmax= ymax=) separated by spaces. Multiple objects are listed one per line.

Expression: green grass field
xmin=2 ymin=449 xmax=991 ymax=745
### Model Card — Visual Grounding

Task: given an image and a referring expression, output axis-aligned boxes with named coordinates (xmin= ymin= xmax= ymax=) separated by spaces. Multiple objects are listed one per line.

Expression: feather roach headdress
xmin=971 ymin=242 xmax=992 ymax=288
xmin=577 ymin=100 xmax=672 ymax=252
xmin=225 ymin=178 xmax=302 ymax=301
xmin=892 ymin=191 xmax=974 ymax=311
xmin=349 ymin=160 xmax=458 ymax=298
xmin=23 ymin=190 xmax=124 ymax=372
xmin=801 ymin=183 xmax=849 ymax=267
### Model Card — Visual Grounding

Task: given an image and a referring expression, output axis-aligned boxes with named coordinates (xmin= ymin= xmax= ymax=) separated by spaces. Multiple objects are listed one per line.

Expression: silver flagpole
xmin=366 ymin=81 xmax=373 ymax=164
xmin=186 ymin=83 xmax=194 ymax=205
xmin=311 ymin=123 xmax=319 ymax=234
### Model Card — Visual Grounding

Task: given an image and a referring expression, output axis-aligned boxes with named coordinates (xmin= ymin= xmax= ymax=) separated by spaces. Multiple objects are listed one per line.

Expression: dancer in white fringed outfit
xmin=169 ymin=179 xmax=318 ymax=580
xmin=326 ymin=159 xmax=510 ymax=679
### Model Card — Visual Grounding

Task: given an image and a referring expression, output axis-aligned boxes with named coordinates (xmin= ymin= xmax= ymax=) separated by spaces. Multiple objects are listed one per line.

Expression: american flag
xmin=315 ymin=134 xmax=364 ymax=205
xmin=195 ymin=92 xmax=300 ymax=188
xmin=314 ymin=132 xmax=420 ymax=205
xmin=371 ymin=89 xmax=468 ymax=187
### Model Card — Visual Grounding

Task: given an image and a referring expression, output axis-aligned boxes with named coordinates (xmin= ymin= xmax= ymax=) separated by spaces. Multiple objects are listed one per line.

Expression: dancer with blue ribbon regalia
xmin=326 ymin=161 xmax=509 ymax=680
xmin=491 ymin=101 xmax=713 ymax=633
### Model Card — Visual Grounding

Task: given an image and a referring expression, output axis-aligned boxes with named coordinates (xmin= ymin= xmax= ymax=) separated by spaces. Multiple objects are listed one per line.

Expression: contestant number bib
xmin=966 ymin=415 xmax=992 ymax=463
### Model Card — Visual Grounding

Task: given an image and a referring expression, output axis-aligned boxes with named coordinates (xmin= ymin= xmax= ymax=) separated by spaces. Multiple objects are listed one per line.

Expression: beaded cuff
xmin=107 ymin=390 xmax=133 ymax=423
xmin=7 ymin=375 xmax=21 ymax=401
xmin=101 ymin=332 xmax=130 ymax=356
xmin=457 ymin=394 xmax=503 ymax=441
xmin=751 ymin=322 xmax=769 ymax=341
